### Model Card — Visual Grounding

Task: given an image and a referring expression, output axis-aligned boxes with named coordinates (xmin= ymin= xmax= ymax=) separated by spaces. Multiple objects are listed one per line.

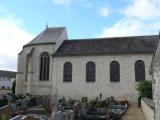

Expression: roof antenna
xmin=46 ymin=22 xmax=48 ymax=29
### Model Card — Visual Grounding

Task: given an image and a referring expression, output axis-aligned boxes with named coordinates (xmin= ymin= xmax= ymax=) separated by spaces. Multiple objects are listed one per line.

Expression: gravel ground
xmin=122 ymin=104 xmax=145 ymax=120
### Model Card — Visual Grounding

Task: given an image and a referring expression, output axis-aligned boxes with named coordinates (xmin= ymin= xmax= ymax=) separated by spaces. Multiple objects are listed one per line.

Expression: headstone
xmin=63 ymin=112 xmax=68 ymax=120
xmin=22 ymin=116 xmax=40 ymax=120
xmin=43 ymin=100 xmax=52 ymax=114
xmin=21 ymin=99 xmax=28 ymax=108
xmin=51 ymin=94 xmax=59 ymax=120
xmin=57 ymin=105 xmax=64 ymax=112
xmin=73 ymin=102 xmax=81 ymax=116
xmin=82 ymin=97 xmax=88 ymax=103
xmin=80 ymin=107 xmax=87 ymax=116
xmin=99 ymin=93 xmax=102 ymax=100
xmin=36 ymin=96 xmax=43 ymax=105
xmin=0 ymin=96 xmax=8 ymax=107
xmin=11 ymin=103 xmax=17 ymax=112
xmin=57 ymin=111 xmax=63 ymax=120
xmin=0 ymin=105 xmax=12 ymax=120
xmin=10 ymin=115 xmax=21 ymax=120
xmin=66 ymin=110 xmax=74 ymax=120
xmin=41 ymin=115 xmax=49 ymax=120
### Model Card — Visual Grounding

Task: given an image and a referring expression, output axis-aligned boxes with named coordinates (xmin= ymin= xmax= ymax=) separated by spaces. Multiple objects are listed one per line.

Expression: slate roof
xmin=54 ymin=35 xmax=159 ymax=56
xmin=24 ymin=27 xmax=66 ymax=47
xmin=0 ymin=70 xmax=16 ymax=78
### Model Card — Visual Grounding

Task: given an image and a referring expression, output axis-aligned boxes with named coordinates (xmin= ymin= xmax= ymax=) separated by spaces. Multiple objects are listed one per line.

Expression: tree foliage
xmin=137 ymin=80 xmax=152 ymax=98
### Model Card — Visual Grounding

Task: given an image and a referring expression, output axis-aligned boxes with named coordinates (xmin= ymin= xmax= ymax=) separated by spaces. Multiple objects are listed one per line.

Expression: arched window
xmin=135 ymin=60 xmax=145 ymax=82
xmin=63 ymin=62 xmax=72 ymax=82
xmin=86 ymin=61 xmax=96 ymax=82
xmin=39 ymin=52 xmax=50 ymax=81
xmin=110 ymin=61 xmax=120 ymax=82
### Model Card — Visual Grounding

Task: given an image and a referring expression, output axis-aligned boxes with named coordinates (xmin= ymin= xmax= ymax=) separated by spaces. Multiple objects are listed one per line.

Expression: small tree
xmin=137 ymin=80 xmax=152 ymax=98
xmin=12 ymin=80 xmax=16 ymax=94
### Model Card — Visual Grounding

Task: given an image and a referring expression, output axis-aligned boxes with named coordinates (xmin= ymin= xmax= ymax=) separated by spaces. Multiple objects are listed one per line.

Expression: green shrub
xmin=12 ymin=80 xmax=16 ymax=94
xmin=137 ymin=80 xmax=152 ymax=98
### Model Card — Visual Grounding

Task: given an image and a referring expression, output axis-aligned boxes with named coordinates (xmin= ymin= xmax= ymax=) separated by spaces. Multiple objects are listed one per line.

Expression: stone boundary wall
xmin=141 ymin=97 xmax=154 ymax=120
xmin=0 ymin=90 xmax=12 ymax=94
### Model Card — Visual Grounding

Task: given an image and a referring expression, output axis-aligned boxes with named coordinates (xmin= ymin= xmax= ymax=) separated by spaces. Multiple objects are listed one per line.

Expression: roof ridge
xmin=67 ymin=35 xmax=158 ymax=41
xmin=65 ymin=35 xmax=158 ymax=42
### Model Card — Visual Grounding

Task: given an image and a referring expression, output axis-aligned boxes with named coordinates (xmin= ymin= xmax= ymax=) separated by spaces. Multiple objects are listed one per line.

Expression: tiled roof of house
xmin=0 ymin=70 xmax=16 ymax=78
xmin=54 ymin=35 xmax=159 ymax=56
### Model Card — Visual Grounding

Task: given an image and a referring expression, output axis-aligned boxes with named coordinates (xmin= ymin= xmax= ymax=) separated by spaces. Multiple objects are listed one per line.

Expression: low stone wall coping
xmin=141 ymin=97 xmax=153 ymax=109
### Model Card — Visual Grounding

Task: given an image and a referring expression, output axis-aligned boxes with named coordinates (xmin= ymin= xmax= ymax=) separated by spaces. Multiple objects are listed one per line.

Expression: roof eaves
xmin=54 ymin=51 xmax=154 ymax=57
xmin=23 ymin=42 xmax=56 ymax=48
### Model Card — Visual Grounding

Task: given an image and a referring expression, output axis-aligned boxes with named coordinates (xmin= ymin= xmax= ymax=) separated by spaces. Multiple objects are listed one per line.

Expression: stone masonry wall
xmin=52 ymin=54 xmax=153 ymax=103
xmin=16 ymin=44 xmax=54 ymax=95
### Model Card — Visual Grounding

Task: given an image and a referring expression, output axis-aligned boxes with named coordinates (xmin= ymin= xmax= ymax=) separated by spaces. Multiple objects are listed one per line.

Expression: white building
xmin=0 ymin=70 xmax=16 ymax=90
xmin=16 ymin=27 xmax=158 ymax=103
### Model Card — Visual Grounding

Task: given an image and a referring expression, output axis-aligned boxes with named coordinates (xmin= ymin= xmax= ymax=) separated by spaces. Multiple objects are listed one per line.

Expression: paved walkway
xmin=122 ymin=104 xmax=145 ymax=120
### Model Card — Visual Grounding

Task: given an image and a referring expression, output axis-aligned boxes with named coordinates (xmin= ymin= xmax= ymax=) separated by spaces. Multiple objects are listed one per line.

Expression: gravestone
xmin=0 ymin=105 xmax=12 ymax=120
xmin=73 ymin=102 xmax=81 ymax=116
xmin=22 ymin=116 xmax=40 ymax=120
xmin=51 ymin=97 xmax=58 ymax=120
xmin=57 ymin=111 xmax=63 ymax=120
xmin=66 ymin=110 xmax=74 ymax=120
xmin=10 ymin=115 xmax=21 ymax=120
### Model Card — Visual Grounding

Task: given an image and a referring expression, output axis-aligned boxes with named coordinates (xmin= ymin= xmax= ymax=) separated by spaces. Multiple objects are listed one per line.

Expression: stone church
xmin=16 ymin=27 xmax=158 ymax=103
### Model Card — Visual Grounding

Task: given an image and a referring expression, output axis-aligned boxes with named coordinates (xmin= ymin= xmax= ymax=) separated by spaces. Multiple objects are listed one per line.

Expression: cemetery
xmin=0 ymin=76 xmax=152 ymax=120
xmin=0 ymin=93 xmax=129 ymax=120
xmin=13 ymin=27 xmax=157 ymax=119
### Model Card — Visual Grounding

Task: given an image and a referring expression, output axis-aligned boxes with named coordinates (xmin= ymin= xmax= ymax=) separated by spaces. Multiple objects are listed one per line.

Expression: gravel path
xmin=122 ymin=104 xmax=145 ymax=120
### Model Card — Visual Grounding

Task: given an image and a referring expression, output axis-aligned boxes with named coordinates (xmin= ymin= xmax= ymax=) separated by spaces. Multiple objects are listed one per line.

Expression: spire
xmin=46 ymin=22 xmax=48 ymax=29
xmin=159 ymin=31 xmax=160 ymax=39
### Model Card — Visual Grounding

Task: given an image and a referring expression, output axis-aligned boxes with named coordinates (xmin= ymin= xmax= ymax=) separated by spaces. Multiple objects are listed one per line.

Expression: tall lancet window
xmin=135 ymin=60 xmax=145 ymax=82
xmin=86 ymin=61 xmax=96 ymax=82
xmin=39 ymin=52 xmax=50 ymax=81
xmin=25 ymin=54 xmax=29 ymax=81
xmin=110 ymin=61 xmax=120 ymax=82
xmin=63 ymin=62 xmax=72 ymax=82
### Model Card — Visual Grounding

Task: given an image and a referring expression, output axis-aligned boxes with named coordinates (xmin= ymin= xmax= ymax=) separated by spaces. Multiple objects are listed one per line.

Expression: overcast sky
xmin=0 ymin=0 xmax=160 ymax=71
